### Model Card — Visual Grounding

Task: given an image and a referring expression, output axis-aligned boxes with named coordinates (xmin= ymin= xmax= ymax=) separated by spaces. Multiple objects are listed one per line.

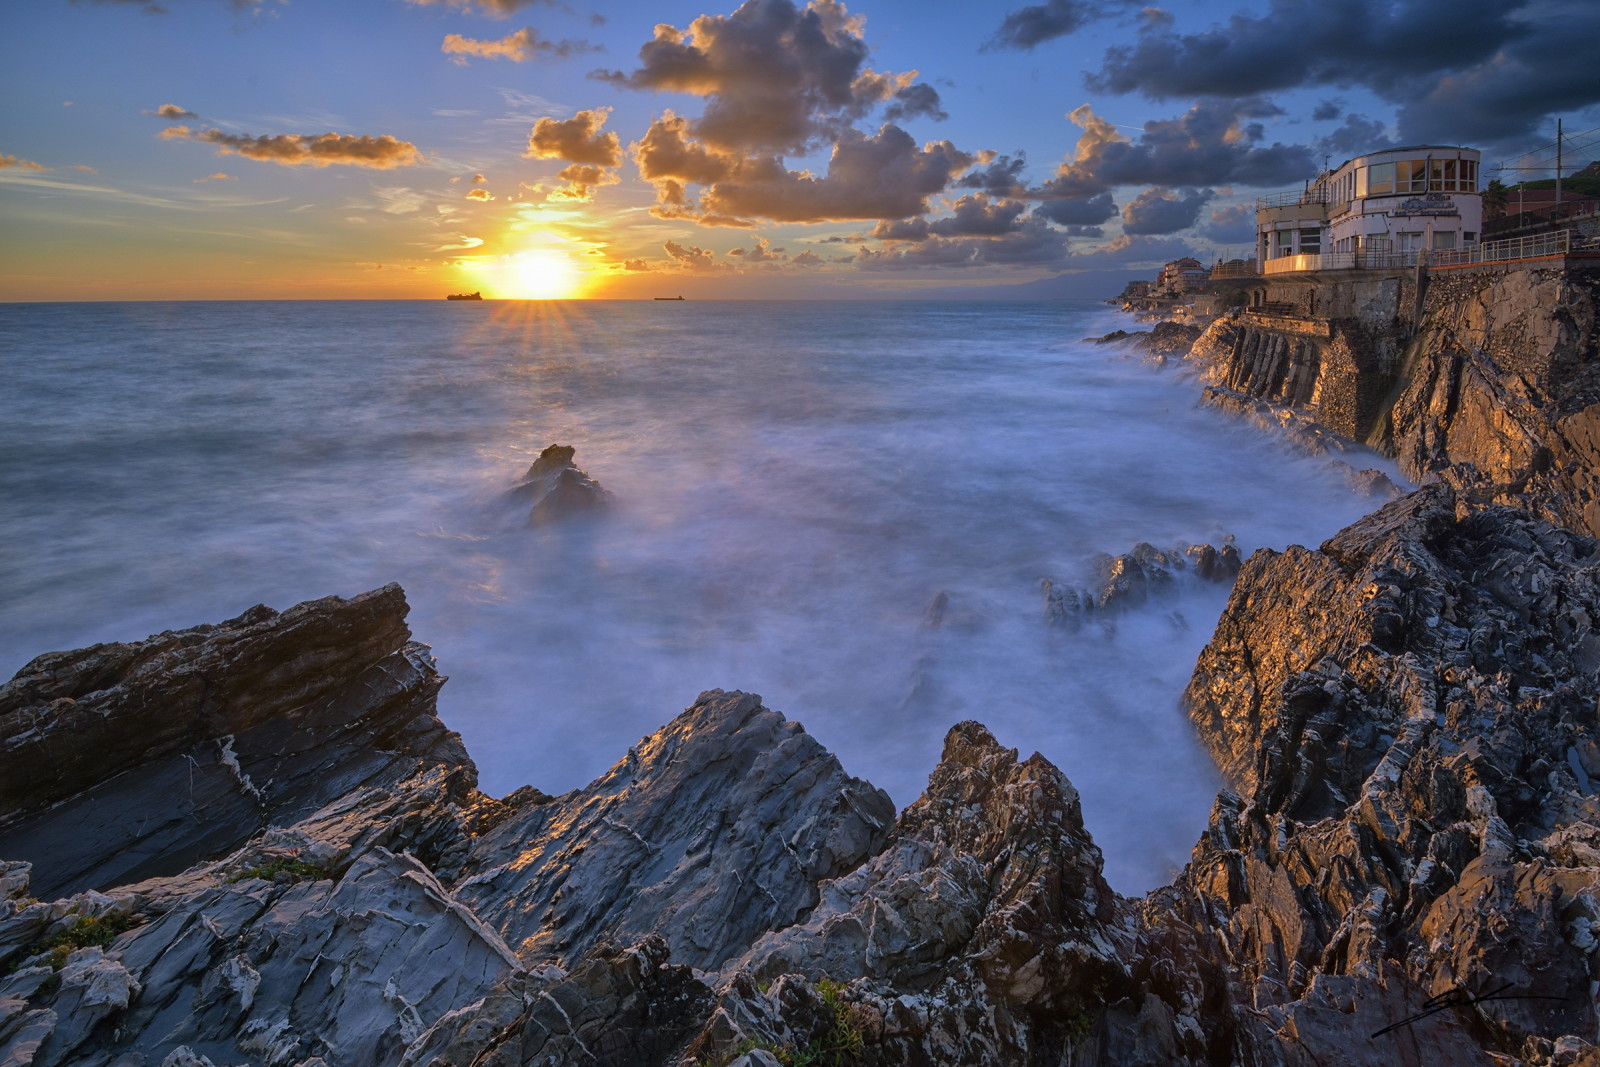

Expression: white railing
xmin=1256 ymin=188 xmax=1329 ymax=209
xmin=1429 ymin=229 xmax=1577 ymax=267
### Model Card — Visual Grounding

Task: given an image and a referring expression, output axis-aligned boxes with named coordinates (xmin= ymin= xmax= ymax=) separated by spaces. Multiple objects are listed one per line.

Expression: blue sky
xmin=2 ymin=0 xmax=1595 ymax=299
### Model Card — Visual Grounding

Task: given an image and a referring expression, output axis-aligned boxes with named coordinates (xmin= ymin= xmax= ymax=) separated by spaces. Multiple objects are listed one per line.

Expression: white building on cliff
xmin=1256 ymin=146 xmax=1483 ymax=273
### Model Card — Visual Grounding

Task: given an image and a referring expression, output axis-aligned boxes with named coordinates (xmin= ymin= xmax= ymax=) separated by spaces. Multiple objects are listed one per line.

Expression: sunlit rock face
xmin=507 ymin=443 xmax=612 ymax=526
xmin=450 ymin=689 xmax=896 ymax=972
xmin=1148 ymin=484 xmax=1600 ymax=1066
xmin=0 ymin=583 xmax=468 ymax=900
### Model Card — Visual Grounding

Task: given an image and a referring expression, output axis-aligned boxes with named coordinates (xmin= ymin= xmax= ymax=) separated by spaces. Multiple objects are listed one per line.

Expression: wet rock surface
xmin=1041 ymin=539 xmax=1242 ymax=632
xmin=508 ymin=443 xmax=611 ymax=525
xmin=4 ymin=476 xmax=1599 ymax=1063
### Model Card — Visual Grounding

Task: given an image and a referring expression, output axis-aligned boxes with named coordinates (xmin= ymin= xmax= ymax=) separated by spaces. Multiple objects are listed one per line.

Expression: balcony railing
xmin=1430 ymin=229 xmax=1580 ymax=266
xmin=1256 ymin=187 xmax=1329 ymax=209
xmin=1261 ymin=250 xmax=1424 ymax=274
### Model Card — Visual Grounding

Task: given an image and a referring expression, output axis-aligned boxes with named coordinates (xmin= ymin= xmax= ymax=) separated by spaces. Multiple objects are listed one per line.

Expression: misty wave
xmin=0 ymin=299 xmax=1401 ymax=892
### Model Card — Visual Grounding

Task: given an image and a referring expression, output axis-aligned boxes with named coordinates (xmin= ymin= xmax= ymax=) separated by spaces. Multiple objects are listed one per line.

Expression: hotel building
xmin=1256 ymin=146 xmax=1483 ymax=273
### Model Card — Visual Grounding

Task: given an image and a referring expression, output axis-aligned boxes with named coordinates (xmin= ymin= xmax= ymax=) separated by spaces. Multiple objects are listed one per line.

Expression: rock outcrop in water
xmin=4 ymin=525 xmax=1595 ymax=1065
xmin=508 ymin=444 xmax=611 ymax=525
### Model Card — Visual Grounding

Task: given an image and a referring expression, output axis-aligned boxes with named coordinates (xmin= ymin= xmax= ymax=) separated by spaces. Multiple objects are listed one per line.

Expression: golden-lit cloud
xmin=150 ymin=104 xmax=198 ymax=119
xmin=0 ymin=155 xmax=49 ymax=171
xmin=160 ymin=126 xmax=424 ymax=169
xmin=441 ymin=27 xmax=598 ymax=64
xmin=526 ymin=108 xmax=621 ymax=167
xmin=466 ymin=187 xmax=494 ymax=200
xmin=193 ymin=172 xmax=237 ymax=183
xmin=634 ymin=116 xmax=973 ymax=225
xmin=405 ymin=0 xmax=562 ymax=16
xmin=547 ymin=164 xmax=617 ymax=202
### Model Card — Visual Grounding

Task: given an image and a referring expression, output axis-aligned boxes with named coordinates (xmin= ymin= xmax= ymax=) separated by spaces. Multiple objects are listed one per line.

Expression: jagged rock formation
xmin=0 ymin=584 xmax=465 ymax=901
xmin=3 ymin=476 xmax=1598 ymax=1066
xmin=1087 ymin=322 xmax=1204 ymax=364
xmin=1150 ymin=484 xmax=1600 ymax=1066
xmin=508 ymin=444 xmax=611 ymax=525
xmin=1041 ymin=540 xmax=1242 ymax=631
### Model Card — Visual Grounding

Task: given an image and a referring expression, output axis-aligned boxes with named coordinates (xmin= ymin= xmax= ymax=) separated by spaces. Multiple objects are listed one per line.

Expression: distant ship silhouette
xmin=654 ymin=295 xmax=685 ymax=301
xmin=446 ymin=291 xmax=483 ymax=300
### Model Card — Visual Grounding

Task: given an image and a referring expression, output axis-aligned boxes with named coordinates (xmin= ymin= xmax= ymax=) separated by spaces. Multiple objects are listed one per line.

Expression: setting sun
xmin=464 ymin=248 xmax=584 ymax=299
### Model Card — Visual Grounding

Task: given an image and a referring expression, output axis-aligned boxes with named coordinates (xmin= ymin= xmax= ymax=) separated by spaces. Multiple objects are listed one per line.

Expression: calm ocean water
xmin=1 ymin=299 xmax=1397 ymax=891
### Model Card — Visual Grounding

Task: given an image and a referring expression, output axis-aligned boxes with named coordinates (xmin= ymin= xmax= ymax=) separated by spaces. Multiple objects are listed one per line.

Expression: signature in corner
xmin=1372 ymin=982 xmax=1570 ymax=1038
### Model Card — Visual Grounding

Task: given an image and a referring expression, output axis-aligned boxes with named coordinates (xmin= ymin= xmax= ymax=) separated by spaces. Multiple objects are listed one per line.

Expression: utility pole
xmin=1556 ymin=118 xmax=1563 ymax=211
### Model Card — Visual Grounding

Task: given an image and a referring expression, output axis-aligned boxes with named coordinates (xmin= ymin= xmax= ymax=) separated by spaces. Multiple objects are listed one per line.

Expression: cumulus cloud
xmin=728 ymin=236 xmax=786 ymax=260
xmin=664 ymin=240 xmax=723 ymax=271
xmin=856 ymin=215 xmax=1071 ymax=270
xmin=1088 ymin=0 xmax=1600 ymax=148
xmin=1197 ymin=201 xmax=1255 ymax=243
xmin=549 ymin=163 xmax=619 ymax=201
xmin=1033 ymin=191 xmax=1117 ymax=226
xmin=526 ymin=107 xmax=621 ymax=166
xmin=0 ymin=155 xmax=49 ymax=171
xmin=1066 ymin=233 xmax=1196 ymax=267
xmin=792 ymin=249 xmax=824 ymax=267
xmin=160 ymin=126 xmax=423 ymax=168
xmin=1035 ymin=100 xmax=1313 ymax=199
xmin=441 ymin=27 xmax=599 ymax=64
xmin=596 ymin=0 xmax=939 ymax=155
xmin=635 ymin=116 xmax=972 ymax=224
xmin=149 ymin=103 xmax=197 ymax=119
xmin=1120 ymin=185 xmax=1211 ymax=234
xmin=466 ymin=187 xmax=494 ymax=200
xmin=1317 ymin=113 xmax=1395 ymax=158
xmin=985 ymin=0 xmax=1135 ymax=50
xmin=957 ymin=152 xmax=1030 ymax=198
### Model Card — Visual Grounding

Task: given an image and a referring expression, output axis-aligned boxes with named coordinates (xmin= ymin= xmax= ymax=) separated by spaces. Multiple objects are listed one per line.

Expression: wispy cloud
xmin=161 ymin=126 xmax=424 ymax=168
xmin=0 ymin=171 xmax=286 ymax=210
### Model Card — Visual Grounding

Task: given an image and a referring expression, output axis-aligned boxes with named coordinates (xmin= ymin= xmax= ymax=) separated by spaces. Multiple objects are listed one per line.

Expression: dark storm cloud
xmin=1089 ymin=0 xmax=1523 ymax=99
xmin=1036 ymin=100 xmax=1314 ymax=200
xmin=1120 ymin=185 xmax=1211 ymax=234
xmin=984 ymin=0 xmax=1135 ymax=51
xmin=870 ymin=195 xmax=1029 ymax=241
xmin=1311 ymin=100 xmax=1342 ymax=122
xmin=1088 ymin=0 xmax=1600 ymax=148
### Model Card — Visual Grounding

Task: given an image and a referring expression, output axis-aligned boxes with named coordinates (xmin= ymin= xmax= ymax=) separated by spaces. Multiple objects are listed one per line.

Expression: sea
xmin=0 ymin=299 xmax=1401 ymax=893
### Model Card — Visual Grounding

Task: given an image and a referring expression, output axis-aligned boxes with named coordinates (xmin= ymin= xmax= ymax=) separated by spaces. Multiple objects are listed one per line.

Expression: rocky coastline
xmin=3 ymin=267 xmax=1599 ymax=1066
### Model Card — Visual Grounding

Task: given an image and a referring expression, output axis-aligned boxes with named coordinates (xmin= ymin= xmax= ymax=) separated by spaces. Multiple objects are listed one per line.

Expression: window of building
xmin=1464 ymin=231 xmax=1478 ymax=244
xmin=1462 ymin=160 xmax=1477 ymax=191
xmin=1299 ymin=228 xmax=1322 ymax=253
xmin=1275 ymin=230 xmax=1295 ymax=256
xmin=1433 ymin=232 xmax=1457 ymax=250
xmin=1367 ymin=162 xmax=1394 ymax=195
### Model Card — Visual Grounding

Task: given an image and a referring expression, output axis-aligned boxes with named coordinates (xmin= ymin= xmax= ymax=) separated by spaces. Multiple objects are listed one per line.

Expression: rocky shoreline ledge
xmin=3 ymin=274 xmax=1599 ymax=1065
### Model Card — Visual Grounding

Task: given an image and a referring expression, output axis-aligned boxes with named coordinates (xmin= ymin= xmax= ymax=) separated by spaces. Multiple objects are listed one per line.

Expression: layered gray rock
xmin=452 ymin=689 xmax=896 ymax=972
xmin=0 ymin=585 xmax=468 ymax=900
xmin=508 ymin=444 xmax=611 ymax=525
xmin=1140 ymin=484 xmax=1600 ymax=1066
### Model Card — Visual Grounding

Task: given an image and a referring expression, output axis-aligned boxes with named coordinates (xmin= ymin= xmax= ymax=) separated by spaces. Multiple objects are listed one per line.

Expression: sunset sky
xmin=3 ymin=0 xmax=1596 ymax=300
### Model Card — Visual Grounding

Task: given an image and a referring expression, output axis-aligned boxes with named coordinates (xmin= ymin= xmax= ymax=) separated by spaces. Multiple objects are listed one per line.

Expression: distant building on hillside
xmin=1158 ymin=257 xmax=1211 ymax=292
xmin=1256 ymin=146 xmax=1484 ymax=273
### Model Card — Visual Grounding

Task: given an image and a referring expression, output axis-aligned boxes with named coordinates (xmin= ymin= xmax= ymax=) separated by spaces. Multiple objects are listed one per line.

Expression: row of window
xmin=1267 ymin=229 xmax=1482 ymax=257
xmin=1360 ymin=158 xmax=1479 ymax=197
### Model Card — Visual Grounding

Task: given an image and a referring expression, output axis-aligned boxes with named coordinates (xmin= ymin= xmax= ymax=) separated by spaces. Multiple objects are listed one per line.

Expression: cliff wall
xmin=1382 ymin=263 xmax=1600 ymax=537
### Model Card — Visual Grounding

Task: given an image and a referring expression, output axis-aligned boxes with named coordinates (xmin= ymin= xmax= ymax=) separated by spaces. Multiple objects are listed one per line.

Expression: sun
xmin=501 ymin=249 xmax=582 ymax=299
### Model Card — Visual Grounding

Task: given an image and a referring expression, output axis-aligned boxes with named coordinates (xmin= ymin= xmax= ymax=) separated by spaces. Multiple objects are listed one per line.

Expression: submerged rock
xmin=1042 ymin=539 xmax=1241 ymax=630
xmin=509 ymin=444 xmax=611 ymax=525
